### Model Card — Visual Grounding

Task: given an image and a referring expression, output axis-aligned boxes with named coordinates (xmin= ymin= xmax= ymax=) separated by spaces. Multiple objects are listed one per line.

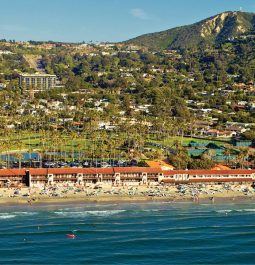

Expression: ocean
xmin=0 ymin=201 xmax=255 ymax=264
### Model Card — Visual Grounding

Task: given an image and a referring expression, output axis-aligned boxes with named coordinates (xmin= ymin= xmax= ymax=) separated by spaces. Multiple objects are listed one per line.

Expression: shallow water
xmin=1 ymin=201 xmax=255 ymax=264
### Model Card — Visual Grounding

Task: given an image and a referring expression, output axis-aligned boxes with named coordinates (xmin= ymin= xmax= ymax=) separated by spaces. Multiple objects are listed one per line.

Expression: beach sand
xmin=0 ymin=184 xmax=254 ymax=205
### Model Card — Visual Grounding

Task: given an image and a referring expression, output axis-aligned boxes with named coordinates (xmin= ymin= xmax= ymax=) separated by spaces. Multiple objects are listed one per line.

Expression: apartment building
xmin=19 ymin=73 xmax=57 ymax=91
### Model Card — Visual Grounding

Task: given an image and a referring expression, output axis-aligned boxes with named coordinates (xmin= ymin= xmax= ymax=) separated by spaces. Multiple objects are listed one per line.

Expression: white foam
xmin=143 ymin=209 xmax=161 ymax=212
xmin=55 ymin=209 xmax=126 ymax=218
xmin=59 ymin=207 xmax=84 ymax=211
xmin=13 ymin=211 xmax=38 ymax=216
xmin=0 ymin=211 xmax=38 ymax=219
xmin=236 ymin=209 xmax=255 ymax=212
xmin=216 ymin=209 xmax=255 ymax=213
xmin=86 ymin=210 xmax=126 ymax=216
xmin=0 ymin=213 xmax=16 ymax=219
xmin=216 ymin=210 xmax=232 ymax=213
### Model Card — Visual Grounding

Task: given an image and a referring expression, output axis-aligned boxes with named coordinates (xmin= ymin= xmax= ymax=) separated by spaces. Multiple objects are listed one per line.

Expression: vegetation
xmin=126 ymin=11 xmax=255 ymax=50
xmin=0 ymin=11 xmax=254 ymax=169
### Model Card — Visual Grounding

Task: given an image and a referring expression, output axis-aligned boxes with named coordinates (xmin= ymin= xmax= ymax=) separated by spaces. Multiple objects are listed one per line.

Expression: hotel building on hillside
xmin=19 ymin=73 xmax=57 ymax=91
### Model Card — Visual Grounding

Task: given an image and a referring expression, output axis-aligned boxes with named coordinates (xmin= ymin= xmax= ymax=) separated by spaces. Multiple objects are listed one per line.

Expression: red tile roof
xmin=0 ymin=169 xmax=27 ymax=176
xmin=0 ymin=168 xmax=253 ymax=177
xmin=29 ymin=168 xmax=115 ymax=175
xmin=162 ymin=178 xmax=253 ymax=183
xmin=113 ymin=167 xmax=162 ymax=174
xmin=163 ymin=169 xmax=255 ymax=175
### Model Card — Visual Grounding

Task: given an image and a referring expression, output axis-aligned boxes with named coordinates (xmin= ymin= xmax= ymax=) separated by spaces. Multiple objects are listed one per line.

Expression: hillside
xmin=23 ymin=54 xmax=46 ymax=74
xmin=126 ymin=11 xmax=255 ymax=50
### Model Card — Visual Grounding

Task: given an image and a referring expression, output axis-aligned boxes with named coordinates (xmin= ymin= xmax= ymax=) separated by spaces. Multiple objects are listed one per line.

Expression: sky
xmin=1 ymin=0 xmax=255 ymax=43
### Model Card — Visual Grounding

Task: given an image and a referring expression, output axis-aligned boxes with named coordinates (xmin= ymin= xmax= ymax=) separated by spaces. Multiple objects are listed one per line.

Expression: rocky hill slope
xmin=126 ymin=11 xmax=255 ymax=49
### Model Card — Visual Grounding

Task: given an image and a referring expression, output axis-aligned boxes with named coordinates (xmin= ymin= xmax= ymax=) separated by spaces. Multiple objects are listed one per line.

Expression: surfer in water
xmin=66 ymin=230 xmax=77 ymax=239
xmin=66 ymin=233 xmax=76 ymax=239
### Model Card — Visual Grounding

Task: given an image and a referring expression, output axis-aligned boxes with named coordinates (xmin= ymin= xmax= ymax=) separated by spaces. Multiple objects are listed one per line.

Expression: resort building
xmin=0 ymin=168 xmax=254 ymax=188
xmin=19 ymin=73 xmax=57 ymax=91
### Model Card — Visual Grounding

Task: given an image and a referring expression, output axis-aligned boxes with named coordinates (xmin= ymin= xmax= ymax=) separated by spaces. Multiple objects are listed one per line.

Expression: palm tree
xmin=223 ymin=147 xmax=230 ymax=164
xmin=237 ymin=147 xmax=250 ymax=169
xmin=0 ymin=141 xmax=5 ymax=168
xmin=14 ymin=140 xmax=24 ymax=169
xmin=70 ymin=131 xmax=78 ymax=161
xmin=40 ymin=130 xmax=48 ymax=163
xmin=76 ymin=141 xmax=83 ymax=161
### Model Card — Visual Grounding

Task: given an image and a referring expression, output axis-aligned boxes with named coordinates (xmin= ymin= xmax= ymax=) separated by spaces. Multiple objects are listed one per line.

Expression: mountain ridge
xmin=125 ymin=11 xmax=255 ymax=50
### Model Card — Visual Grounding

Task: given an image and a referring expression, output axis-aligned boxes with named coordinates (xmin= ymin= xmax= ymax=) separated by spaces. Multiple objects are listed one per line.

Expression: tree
xmin=242 ymin=130 xmax=255 ymax=141
xmin=237 ymin=148 xmax=250 ymax=169
xmin=189 ymin=157 xmax=215 ymax=169
xmin=168 ymin=150 xmax=191 ymax=170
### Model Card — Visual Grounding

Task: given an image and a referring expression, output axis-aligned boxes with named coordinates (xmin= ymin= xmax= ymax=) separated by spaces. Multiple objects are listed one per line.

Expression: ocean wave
xmin=86 ymin=210 xmax=126 ymax=216
xmin=13 ymin=211 xmax=38 ymax=216
xmin=235 ymin=209 xmax=255 ymax=212
xmin=216 ymin=209 xmax=255 ymax=213
xmin=54 ymin=209 xmax=126 ymax=218
xmin=216 ymin=210 xmax=233 ymax=213
xmin=58 ymin=207 xmax=84 ymax=211
xmin=0 ymin=211 xmax=38 ymax=219
xmin=0 ymin=213 xmax=16 ymax=219
xmin=142 ymin=209 xmax=161 ymax=212
xmin=58 ymin=204 xmax=119 ymax=211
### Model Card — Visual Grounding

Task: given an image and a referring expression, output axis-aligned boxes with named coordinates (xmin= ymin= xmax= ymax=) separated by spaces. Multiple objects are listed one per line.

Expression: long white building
xmin=0 ymin=168 xmax=254 ymax=188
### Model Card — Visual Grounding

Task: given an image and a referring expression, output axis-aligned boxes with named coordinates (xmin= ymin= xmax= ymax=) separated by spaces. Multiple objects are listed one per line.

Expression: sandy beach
xmin=0 ymin=184 xmax=254 ymax=205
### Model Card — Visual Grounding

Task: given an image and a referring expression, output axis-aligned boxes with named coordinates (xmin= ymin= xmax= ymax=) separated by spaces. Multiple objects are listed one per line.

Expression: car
xmin=128 ymin=160 xmax=138 ymax=166
xmin=101 ymin=162 xmax=110 ymax=168
xmin=82 ymin=161 xmax=91 ymax=168
xmin=58 ymin=161 xmax=68 ymax=167
xmin=70 ymin=162 xmax=82 ymax=168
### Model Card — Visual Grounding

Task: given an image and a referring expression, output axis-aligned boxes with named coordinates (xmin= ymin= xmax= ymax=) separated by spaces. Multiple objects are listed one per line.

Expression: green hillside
xmin=126 ymin=11 xmax=255 ymax=50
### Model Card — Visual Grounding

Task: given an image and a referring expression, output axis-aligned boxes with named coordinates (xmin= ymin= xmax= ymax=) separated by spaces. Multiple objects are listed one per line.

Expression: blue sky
xmin=1 ymin=0 xmax=255 ymax=42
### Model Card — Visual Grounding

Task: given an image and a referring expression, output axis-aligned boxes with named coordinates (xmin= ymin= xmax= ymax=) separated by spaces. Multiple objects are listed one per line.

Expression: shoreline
xmin=1 ymin=194 xmax=255 ymax=206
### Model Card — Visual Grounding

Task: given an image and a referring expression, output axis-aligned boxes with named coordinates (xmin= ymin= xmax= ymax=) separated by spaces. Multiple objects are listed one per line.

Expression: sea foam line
xmin=0 ymin=211 xmax=38 ymax=219
xmin=54 ymin=209 xmax=126 ymax=217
